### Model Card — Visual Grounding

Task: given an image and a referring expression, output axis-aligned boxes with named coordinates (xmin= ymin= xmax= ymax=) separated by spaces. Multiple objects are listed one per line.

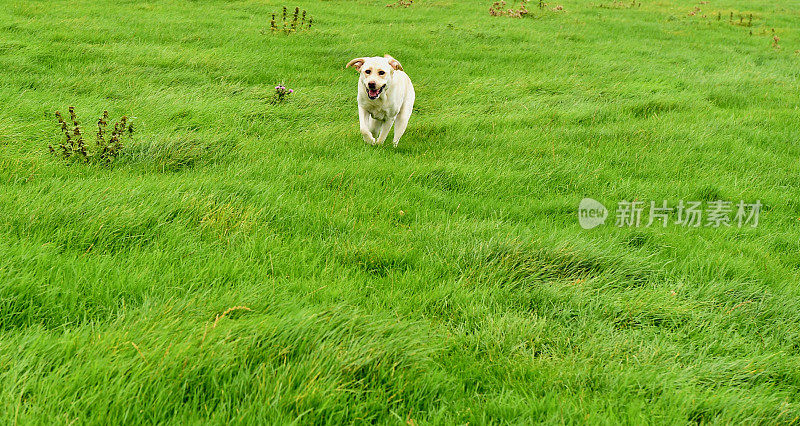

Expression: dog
xmin=346 ymin=55 xmax=415 ymax=147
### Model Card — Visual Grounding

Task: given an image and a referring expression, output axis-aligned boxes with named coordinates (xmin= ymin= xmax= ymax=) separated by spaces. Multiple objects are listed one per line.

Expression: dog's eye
xmin=365 ymin=70 xmax=371 ymax=75
xmin=378 ymin=71 xmax=385 ymax=76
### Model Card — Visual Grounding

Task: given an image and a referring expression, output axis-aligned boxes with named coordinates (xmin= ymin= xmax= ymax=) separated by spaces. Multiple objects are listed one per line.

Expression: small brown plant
xmin=489 ymin=0 xmax=506 ymax=16
xmin=50 ymin=107 xmax=133 ymax=164
xmin=690 ymin=8 xmax=756 ymax=29
xmin=596 ymin=1 xmax=640 ymax=9
xmin=387 ymin=0 xmax=413 ymax=7
xmin=489 ymin=0 xmax=529 ymax=17
xmin=291 ymin=7 xmax=299 ymax=32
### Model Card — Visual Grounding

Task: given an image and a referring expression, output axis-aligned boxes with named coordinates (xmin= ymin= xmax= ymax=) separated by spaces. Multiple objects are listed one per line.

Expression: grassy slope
xmin=1 ymin=0 xmax=799 ymax=422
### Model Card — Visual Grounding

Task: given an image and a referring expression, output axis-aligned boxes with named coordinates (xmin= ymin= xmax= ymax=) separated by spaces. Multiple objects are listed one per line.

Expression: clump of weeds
xmin=386 ymin=0 xmax=413 ymax=7
xmin=267 ymin=6 xmax=312 ymax=34
xmin=489 ymin=0 xmax=529 ymax=17
xmin=49 ymin=106 xmax=133 ymax=165
xmin=596 ymin=1 xmax=641 ymax=9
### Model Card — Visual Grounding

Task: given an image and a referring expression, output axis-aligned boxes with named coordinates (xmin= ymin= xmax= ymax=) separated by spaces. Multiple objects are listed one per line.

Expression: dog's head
xmin=346 ymin=55 xmax=404 ymax=100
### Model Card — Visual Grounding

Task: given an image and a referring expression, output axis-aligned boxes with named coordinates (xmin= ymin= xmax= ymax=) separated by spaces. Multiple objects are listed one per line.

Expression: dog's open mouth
xmin=367 ymin=85 xmax=385 ymax=100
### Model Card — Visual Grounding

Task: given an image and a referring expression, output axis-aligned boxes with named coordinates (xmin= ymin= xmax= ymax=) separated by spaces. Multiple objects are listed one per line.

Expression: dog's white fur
xmin=346 ymin=55 xmax=415 ymax=147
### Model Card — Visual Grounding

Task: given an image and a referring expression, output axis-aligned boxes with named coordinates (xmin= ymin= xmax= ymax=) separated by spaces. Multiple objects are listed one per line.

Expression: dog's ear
xmin=384 ymin=55 xmax=403 ymax=71
xmin=346 ymin=57 xmax=366 ymax=71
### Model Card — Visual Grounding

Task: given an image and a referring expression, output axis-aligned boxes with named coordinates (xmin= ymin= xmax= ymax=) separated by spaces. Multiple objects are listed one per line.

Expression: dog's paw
xmin=360 ymin=130 xmax=376 ymax=145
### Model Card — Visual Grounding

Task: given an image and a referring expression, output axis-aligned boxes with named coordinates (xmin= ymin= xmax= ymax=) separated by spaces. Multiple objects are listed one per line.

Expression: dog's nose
xmin=367 ymin=82 xmax=376 ymax=90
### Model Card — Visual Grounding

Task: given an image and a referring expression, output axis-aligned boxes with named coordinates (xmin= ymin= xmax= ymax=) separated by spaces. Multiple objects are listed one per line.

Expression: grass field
xmin=1 ymin=0 xmax=800 ymax=423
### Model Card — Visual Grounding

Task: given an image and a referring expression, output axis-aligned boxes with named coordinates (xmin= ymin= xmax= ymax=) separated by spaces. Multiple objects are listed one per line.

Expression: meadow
xmin=1 ymin=0 xmax=799 ymax=423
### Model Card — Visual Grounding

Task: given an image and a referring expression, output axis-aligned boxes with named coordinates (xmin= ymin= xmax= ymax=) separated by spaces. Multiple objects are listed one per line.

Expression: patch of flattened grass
xmin=609 ymin=302 xmax=690 ymax=330
xmin=2 ymin=197 xmax=173 ymax=255
xmin=488 ymin=246 xmax=606 ymax=283
xmin=235 ymin=307 xmax=445 ymax=398
xmin=180 ymin=193 xmax=263 ymax=241
xmin=339 ymin=246 xmax=414 ymax=277
xmin=0 ymin=279 xmax=129 ymax=332
xmin=0 ymin=241 xmax=144 ymax=331
xmin=416 ymin=166 xmax=465 ymax=192
xmin=695 ymin=185 xmax=724 ymax=202
xmin=467 ymin=242 xmax=653 ymax=287
xmin=627 ymin=98 xmax=686 ymax=118
xmin=4 ymin=305 xmax=450 ymax=423
xmin=707 ymin=88 xmax=750 ymax=109
xmin=624 ymin=232 xmax=651 ymax=248
xmin=125 ymin=132 xmax=235 ymax=172
xmin=687 ymin=404 xmax=723 ymax=424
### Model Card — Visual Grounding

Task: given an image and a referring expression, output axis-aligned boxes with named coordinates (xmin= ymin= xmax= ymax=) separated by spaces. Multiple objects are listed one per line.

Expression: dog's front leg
xmin=375 ymin=116 xmax=396 ymax=145
xmin=358 ymin=105 xmax=377 ymax=145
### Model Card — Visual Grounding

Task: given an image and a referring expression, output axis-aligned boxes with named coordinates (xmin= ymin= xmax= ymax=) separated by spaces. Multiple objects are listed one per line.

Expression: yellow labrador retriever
xmin=346 ymin=55 xmax=415 ymax=147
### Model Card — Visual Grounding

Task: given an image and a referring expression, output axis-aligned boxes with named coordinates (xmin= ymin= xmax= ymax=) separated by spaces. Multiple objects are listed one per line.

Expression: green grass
xmin=1 ymin=0 xmax=800 ymax=423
